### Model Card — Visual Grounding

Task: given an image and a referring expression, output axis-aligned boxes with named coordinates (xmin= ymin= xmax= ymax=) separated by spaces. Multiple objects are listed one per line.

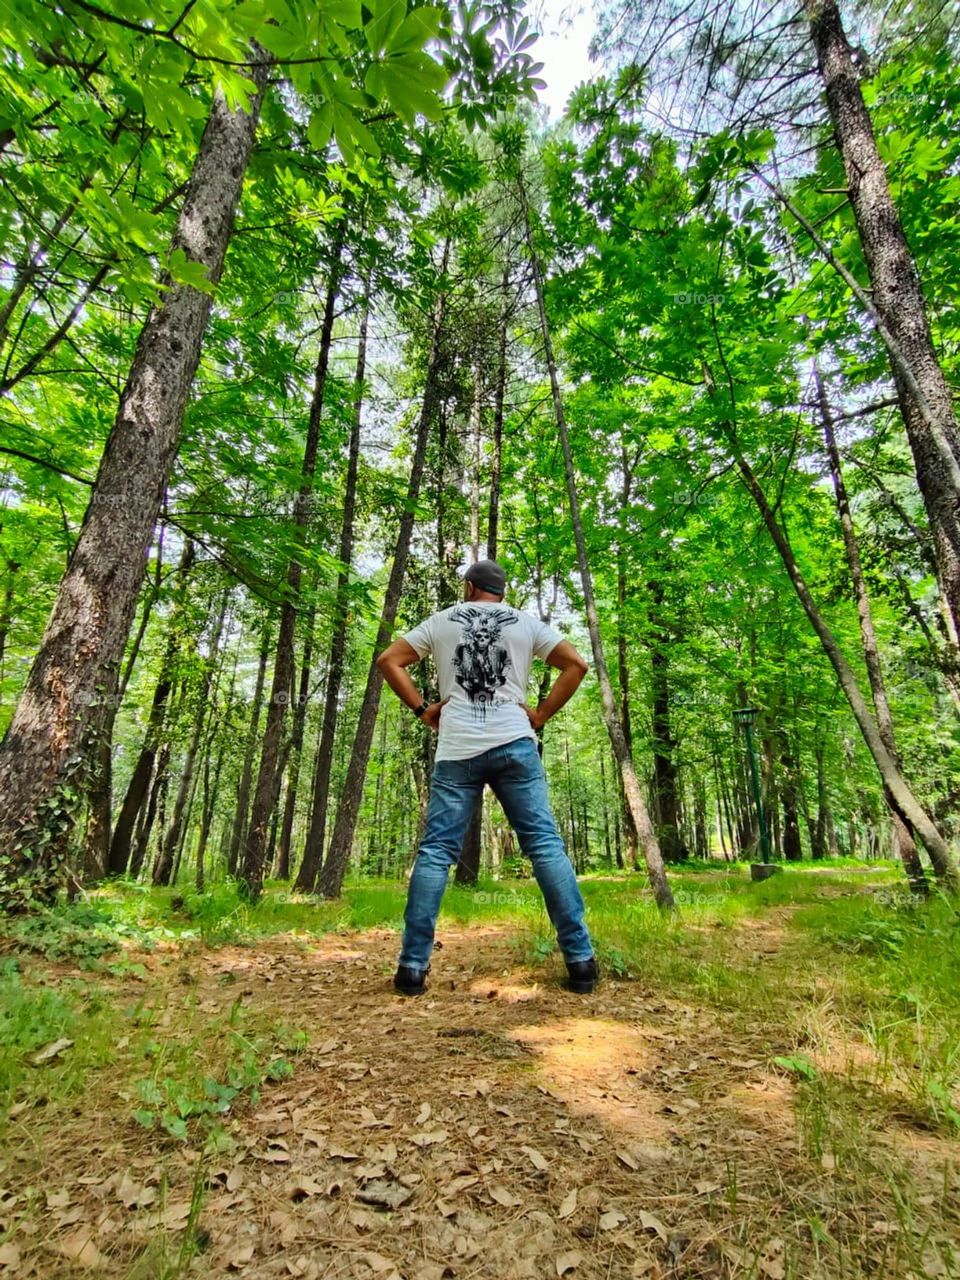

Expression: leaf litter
xmin=3 ymin=917 xmax=959 ymax=1278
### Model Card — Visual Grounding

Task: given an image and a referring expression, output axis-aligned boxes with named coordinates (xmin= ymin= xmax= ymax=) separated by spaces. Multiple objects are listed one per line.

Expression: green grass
xmin=0 ymin=960 xmax=119 ymax=1117
xmin=1 ymin=858 xmax=957 ymax=1280
xmin=3 ymin=860 xmax=955 ymax=1136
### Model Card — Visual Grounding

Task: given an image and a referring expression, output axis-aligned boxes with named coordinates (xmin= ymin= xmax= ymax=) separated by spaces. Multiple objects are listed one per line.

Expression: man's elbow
xmin=570 ymin=654 xmax=589 ymax=678
xmin=375 ymin=649 xmax=391 ymax=673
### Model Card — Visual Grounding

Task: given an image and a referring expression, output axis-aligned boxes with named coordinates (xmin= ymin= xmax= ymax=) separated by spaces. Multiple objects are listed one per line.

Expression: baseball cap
xmin=463 ymin=559 xmax=507 ymax=596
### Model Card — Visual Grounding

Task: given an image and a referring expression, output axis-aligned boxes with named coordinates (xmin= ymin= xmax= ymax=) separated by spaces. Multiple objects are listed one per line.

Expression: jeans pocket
xmin=502 ymin=737 xmax=542 ymax=782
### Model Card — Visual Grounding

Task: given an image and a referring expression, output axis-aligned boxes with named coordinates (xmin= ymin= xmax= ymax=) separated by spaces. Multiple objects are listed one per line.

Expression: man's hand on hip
xmin=421 ymin=699 xmax=448 ymax=733
xmin=521 ymin=703 xmax=547 ymax=732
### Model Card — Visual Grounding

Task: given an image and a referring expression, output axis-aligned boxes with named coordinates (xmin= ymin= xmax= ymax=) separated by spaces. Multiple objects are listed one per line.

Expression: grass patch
xmin=0 ymin=961 xmax=120 ymax=1123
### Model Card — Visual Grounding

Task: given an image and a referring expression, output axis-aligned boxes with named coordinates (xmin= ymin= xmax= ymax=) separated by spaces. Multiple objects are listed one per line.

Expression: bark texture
xmin=809 ymin=0 xmax=960 ymax=647
xmin=0 ymin=61 xmax=265 ymax=904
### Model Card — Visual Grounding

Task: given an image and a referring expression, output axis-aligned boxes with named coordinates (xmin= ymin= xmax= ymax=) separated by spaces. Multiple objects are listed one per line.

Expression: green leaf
xmin=366 ymin=54 xmax=446 ymax=122
xmin=332 ymin=103 xmax=381 ymax=161
xmin=773 ymin=1055 xmax=819 ymax=1081
xmin=386 ymin=5 xmax=443 ymax=53
xmin=307 ymin=103 xmax=334 ymax=152
xmin=161 ymin=1113 xmax=190 ymax=1141
xmin=364 ymin=0 xmax=406 ymax=55
xmin=167 ymin=247 xmax=217 ymax=295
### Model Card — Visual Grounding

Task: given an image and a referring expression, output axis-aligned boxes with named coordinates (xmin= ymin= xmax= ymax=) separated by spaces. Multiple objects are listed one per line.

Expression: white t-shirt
xmin=404 ymin=602 xmax=564 ymax=761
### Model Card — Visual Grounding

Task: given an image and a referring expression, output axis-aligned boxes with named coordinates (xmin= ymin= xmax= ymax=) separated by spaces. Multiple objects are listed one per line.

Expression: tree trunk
xmin=228 ymin=621 xmax=270 ymax=876
xmin=649 ymin=577 xmax=684 ymax=862
xmin=153 ymin=594 xmax=227 ymax=886
xmin=0 ymin=61 xmax=266 ymax=906
xmin=729 ymin=434 xmax=958 ymax=889
xmin=132 ymin=742 xmax=170 ymax=880
xmin=0 ymin=559 xmax=20 ymax=694
xmin=83 ymin=714 xmax=113 ymax=882
xmin=616 ymin=443 xmax=640 ymax=869
xmin=779 ymin=731 xmax=803 ymax=861
xmin=486 ymin=266 xmax=510 ymax=560
xmin=297 ymin=284 xmax=369 ymax=891
xmin=240 ymin=236 xmax=344 ymax=901
xmin=316 ymin=258 xmax=449 ymax=899
xmin=808 ymin=0 xmax=960 ymax=649
xmin=276 ymin=597 xmax=317 ymax=880
xmin=109 ymin=539 xmax=196 ymax=875
xmin=517 ymin=168 xmax=674 ymax=908
xmin=457 ymin=356 xmax=499 ymax=888
xmin=816 ymin=363 xmax=928 ymax=892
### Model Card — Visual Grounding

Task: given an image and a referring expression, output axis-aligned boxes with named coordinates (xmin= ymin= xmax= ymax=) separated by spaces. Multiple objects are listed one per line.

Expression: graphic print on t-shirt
xmin=450 ymin=605 xmax=518 ymax=719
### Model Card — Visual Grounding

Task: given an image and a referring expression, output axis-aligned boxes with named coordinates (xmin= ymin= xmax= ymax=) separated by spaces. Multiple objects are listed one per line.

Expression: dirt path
xmin=3 ymin=917 xmax=957 ymax=1279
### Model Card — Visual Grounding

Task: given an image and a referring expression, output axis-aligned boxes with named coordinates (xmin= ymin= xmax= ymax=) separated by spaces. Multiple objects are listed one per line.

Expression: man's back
xmin=404 ymin=603 xmax=562 ymax=760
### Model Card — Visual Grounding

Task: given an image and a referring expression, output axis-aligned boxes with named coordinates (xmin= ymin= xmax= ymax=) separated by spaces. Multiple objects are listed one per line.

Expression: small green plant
xmin=925 ymin=1080 xmax=960 ymax=1132
xmin=774 ymin=1054 xmax=820 ymax=1081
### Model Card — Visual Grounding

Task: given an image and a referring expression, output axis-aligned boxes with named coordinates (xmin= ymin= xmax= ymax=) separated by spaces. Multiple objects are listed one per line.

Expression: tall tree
xmin=510 ymin=137 xmax=675 ymax=909
xmin=297 ymin=286 xmax=370 ymax=891
xmin=239 ymin=238 xmax=345 ymax=901
xmin=317 ymin=243 xmax=450 ymax=899
xmin=815 ymin=363 xmax=928 ymax=891
xmin=0 ymin=60 xmax=267 ymax=906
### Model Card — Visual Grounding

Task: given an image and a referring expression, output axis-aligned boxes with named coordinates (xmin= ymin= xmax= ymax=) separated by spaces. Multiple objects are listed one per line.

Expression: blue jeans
xmin=399 ymin=736 xmax=594 ymax=970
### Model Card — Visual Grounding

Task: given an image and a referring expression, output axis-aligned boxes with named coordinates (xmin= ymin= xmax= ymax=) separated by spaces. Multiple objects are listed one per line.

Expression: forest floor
xmin=1 ymin=865 xmax=958 ymax=1280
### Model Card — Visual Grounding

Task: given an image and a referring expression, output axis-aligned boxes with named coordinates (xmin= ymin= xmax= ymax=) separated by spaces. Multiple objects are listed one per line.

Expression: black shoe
xmin=394 ymin=963 xmax=430 ymax=996
xmin=565 ymin=957 xmax=599 ymax=994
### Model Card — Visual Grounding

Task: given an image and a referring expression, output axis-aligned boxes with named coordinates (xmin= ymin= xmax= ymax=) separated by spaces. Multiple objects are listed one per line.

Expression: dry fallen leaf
xmin=416 ymin=1102 xmax=432 ymax=1124
xmin=522 ymin=1146 xmax=549 ymax=1171
xmin=558 ymin=1189 xmax=578 ymax=1219
xmin=410 ymin=1129 xmax=448 ymax=1147
xmin=442 ymin=1175 xmax=478 ymax=1196
xmin=759 ymin=1238 xmax=786 ymax=1280
xmin=289 ymin=1177 xmax=323 ymax=1199
xmin=59 ymin=1227 xmax=105 ymax=1267
xmin=360 ymin=1252 xmax=400 ymax=1277
xmin=638 ymin=1211 xmax=669 ymax=1243
xmin=556 ymin=1250 xmax=583 ymax=1276
xmin=269 ymin=1210 xmax=299 ymax=1243
xmin=694 ymin=1180 xmax=721 ymax=1195
xmin=257 ymin=1146 xmax=291 ymax=1163
xmin=489 ymin=1184 xmax=520 ymax=1208
xmin=599 ymin=1208 xmax=628 ymax=1230
xmin=616 ymin=1149 xmax=639 ymax=1171
xmin=31 ymin=1038 xmax=74 ymax=1066
xmin=117 ymin=1172 xmax=157 ymax=1209
xmin=0 ymin=1243 xmax=20 ymax=1271
xmin=355 ymin=1179 xmax=414 ymax=1211
xmin=47 ymin=1190 xmax=72 ymax=1209
xmin=227 ymin=1243 xmax=255 ymax=1269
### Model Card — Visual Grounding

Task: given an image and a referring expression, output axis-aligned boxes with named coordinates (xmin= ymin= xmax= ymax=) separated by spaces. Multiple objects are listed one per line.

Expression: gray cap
xmin=463 ymin=559 xmax=507 ymax=596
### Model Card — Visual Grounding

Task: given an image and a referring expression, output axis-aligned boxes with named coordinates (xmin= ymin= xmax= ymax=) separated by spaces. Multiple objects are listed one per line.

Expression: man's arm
xmin=523 ymin=640 xmax=589 ymax=731
xmin=376 ymin=638 xmax=446 ymax=733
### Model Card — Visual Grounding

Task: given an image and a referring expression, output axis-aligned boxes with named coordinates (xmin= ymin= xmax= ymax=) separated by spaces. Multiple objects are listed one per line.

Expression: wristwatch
xmin=413 ymin=701 xmax=430 ymax=718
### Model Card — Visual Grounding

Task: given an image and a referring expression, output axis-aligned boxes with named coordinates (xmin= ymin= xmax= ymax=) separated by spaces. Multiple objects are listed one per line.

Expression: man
xmin=376 ymin=558 xmax=599 ymax=997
